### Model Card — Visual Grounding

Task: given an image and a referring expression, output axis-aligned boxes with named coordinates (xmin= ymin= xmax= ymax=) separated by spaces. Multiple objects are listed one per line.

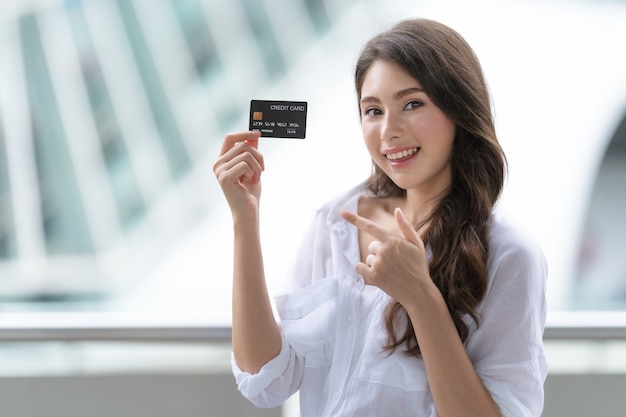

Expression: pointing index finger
xmin=220 ymin=130 xmax=261 ymax=155
xmin=340 ymin=210 xmax=390 ymax=241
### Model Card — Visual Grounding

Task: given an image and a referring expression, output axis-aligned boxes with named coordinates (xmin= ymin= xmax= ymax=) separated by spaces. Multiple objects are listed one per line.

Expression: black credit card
xmin=249 ymin=100 xmax=307 ymax=139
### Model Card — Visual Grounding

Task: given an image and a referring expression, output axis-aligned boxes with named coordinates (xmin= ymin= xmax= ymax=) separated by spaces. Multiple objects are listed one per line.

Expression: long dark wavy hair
xmin=355 ymin=19 xmax=507 ymax=357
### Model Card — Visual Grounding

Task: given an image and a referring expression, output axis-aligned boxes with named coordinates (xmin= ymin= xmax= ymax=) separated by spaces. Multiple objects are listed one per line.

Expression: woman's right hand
xmin=212 ymin=130 xmax=264 ymax=219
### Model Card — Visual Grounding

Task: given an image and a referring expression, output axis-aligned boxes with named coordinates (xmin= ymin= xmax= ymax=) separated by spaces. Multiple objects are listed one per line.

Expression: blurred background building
xmin=0 ymin=0 xmax=625 ymax=416
xmin=0 ymin=0 xmax=360 ymax=303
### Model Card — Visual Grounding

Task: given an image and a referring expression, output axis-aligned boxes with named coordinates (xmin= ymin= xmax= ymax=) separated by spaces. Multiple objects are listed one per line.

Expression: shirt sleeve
xmin=231 ymin=334 xmax=304 ymax=408
xmin=466 ymin=224 xmax=549 ymax=417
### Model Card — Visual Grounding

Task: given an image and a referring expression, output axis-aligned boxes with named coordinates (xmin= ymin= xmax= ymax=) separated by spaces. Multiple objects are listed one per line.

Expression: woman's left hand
xmin=340 ymin=208 xmax=435 ymax=306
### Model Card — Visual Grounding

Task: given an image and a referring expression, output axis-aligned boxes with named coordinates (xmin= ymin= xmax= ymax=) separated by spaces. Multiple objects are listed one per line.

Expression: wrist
xmin=403 ymin=279 xmax=447 ymax=322
xmin=231 ymin=200 xmax=260 ymax=225
xmin=232 ymin=211 xmax=260 ymax=232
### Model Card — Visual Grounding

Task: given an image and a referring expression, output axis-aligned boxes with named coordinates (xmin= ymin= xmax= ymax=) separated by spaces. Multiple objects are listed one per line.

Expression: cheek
xmin=432 ymin=112 xmax=457 ymax=141
xmin=415 ymin=115 xmax=456 ymax=150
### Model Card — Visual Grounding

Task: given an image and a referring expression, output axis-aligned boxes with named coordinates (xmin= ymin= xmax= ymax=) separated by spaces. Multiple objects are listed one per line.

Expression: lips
xmin=384 ymin=147 xmax=420 ymax=161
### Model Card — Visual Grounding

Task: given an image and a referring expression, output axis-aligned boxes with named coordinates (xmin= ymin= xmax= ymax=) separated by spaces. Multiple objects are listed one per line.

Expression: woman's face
xmin=360 ymin=60 xmax=456 ymax=196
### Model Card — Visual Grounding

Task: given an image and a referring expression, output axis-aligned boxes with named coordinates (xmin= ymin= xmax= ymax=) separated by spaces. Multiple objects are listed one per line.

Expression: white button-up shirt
xmin=232 ymin=183 xmax=548 ymax=416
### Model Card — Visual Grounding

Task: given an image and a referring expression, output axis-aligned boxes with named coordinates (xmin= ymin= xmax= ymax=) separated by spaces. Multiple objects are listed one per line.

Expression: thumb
xmin=245 ymin=130 xmax=261 ymax=149
xmin=394 ymin=208 xmax=422 ymax=246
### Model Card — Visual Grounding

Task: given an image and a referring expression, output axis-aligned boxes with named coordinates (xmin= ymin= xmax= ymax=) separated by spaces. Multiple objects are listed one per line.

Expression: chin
xmin=387 ymin=176 xmax=417 ymax=192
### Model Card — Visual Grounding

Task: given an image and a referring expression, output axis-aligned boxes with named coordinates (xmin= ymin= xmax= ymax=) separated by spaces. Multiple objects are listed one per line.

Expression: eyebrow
xmin=360 ymin=87 xmax=425 ymax=104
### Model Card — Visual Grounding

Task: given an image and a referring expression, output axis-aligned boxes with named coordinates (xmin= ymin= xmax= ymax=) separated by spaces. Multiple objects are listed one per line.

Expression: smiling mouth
xmin=385 ymin=147 xmax=420 ymax=161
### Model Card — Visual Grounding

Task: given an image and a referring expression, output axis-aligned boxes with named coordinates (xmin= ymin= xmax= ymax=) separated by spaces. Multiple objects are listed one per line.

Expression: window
xmin=20 ymin=12 xmax=93 ymax=255
xmin=0 ymin=114 xmax=16 ymax=258
xmin=65 ymin=1 xmax=145 ymax=229
xmin=114 ymin=0 xmax=191 ymax=179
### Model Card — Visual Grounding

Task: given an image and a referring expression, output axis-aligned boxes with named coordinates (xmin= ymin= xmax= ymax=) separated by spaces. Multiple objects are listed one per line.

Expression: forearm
xmin=231 ymin=215 xmax=282 ymax=374
xmin=406 ymin=285 xmax=501 ymax=417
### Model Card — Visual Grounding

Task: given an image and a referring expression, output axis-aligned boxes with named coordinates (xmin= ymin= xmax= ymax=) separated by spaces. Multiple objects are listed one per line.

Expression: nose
xmin=380 ymin=112 xmax=402 ymax=142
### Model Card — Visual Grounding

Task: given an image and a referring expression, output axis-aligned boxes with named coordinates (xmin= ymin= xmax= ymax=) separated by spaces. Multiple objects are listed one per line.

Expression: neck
xmin=402 ymin=187 xmax=447 ymax=228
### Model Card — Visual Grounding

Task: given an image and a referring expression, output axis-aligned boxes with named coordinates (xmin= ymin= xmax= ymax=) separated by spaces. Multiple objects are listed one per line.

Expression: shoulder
xmin=488 ymin=211 xmax=545 ymax=266
xmin=316 ymin=182 xmax=369 ymax=221
xmin=294 ymin=182 xmax=368 ymax=252
xmin=280 ymin=183 xmax=367 ymax=292
xmin=486 ymin=211 xmax=548 ymax=292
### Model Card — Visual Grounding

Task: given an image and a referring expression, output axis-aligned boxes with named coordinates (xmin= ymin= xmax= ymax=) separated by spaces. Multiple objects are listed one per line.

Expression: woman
xmin=213 ymin=18 xmax=547 ymax=417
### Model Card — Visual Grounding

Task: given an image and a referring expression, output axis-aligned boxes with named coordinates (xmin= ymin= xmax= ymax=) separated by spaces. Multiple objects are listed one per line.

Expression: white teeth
xmin=386 ymin=147 xmax=418 ymax=161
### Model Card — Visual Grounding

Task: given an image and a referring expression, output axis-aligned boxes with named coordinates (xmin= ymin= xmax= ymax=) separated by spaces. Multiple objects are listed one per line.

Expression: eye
xmin=404 ymin=101 xmax=423 ymax=110
xmin=364 ymin=107 xmax=382 ymax=117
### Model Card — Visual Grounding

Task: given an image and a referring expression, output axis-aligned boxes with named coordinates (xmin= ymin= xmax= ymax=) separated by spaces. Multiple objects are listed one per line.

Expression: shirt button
xmin=333 ymin=391 xmax=339 ymax=399
xmin=348 ymin=315 xmax=354 ymax=323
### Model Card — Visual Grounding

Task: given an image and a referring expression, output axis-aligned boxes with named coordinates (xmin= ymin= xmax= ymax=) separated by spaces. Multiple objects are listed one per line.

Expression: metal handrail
xmin=0 ymin=311 xmax=625 ymax=342
xmin=544 ymin=311 xmax=626 ymax=340
xmin=0 ymin=312 xmax=232 ymax=342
